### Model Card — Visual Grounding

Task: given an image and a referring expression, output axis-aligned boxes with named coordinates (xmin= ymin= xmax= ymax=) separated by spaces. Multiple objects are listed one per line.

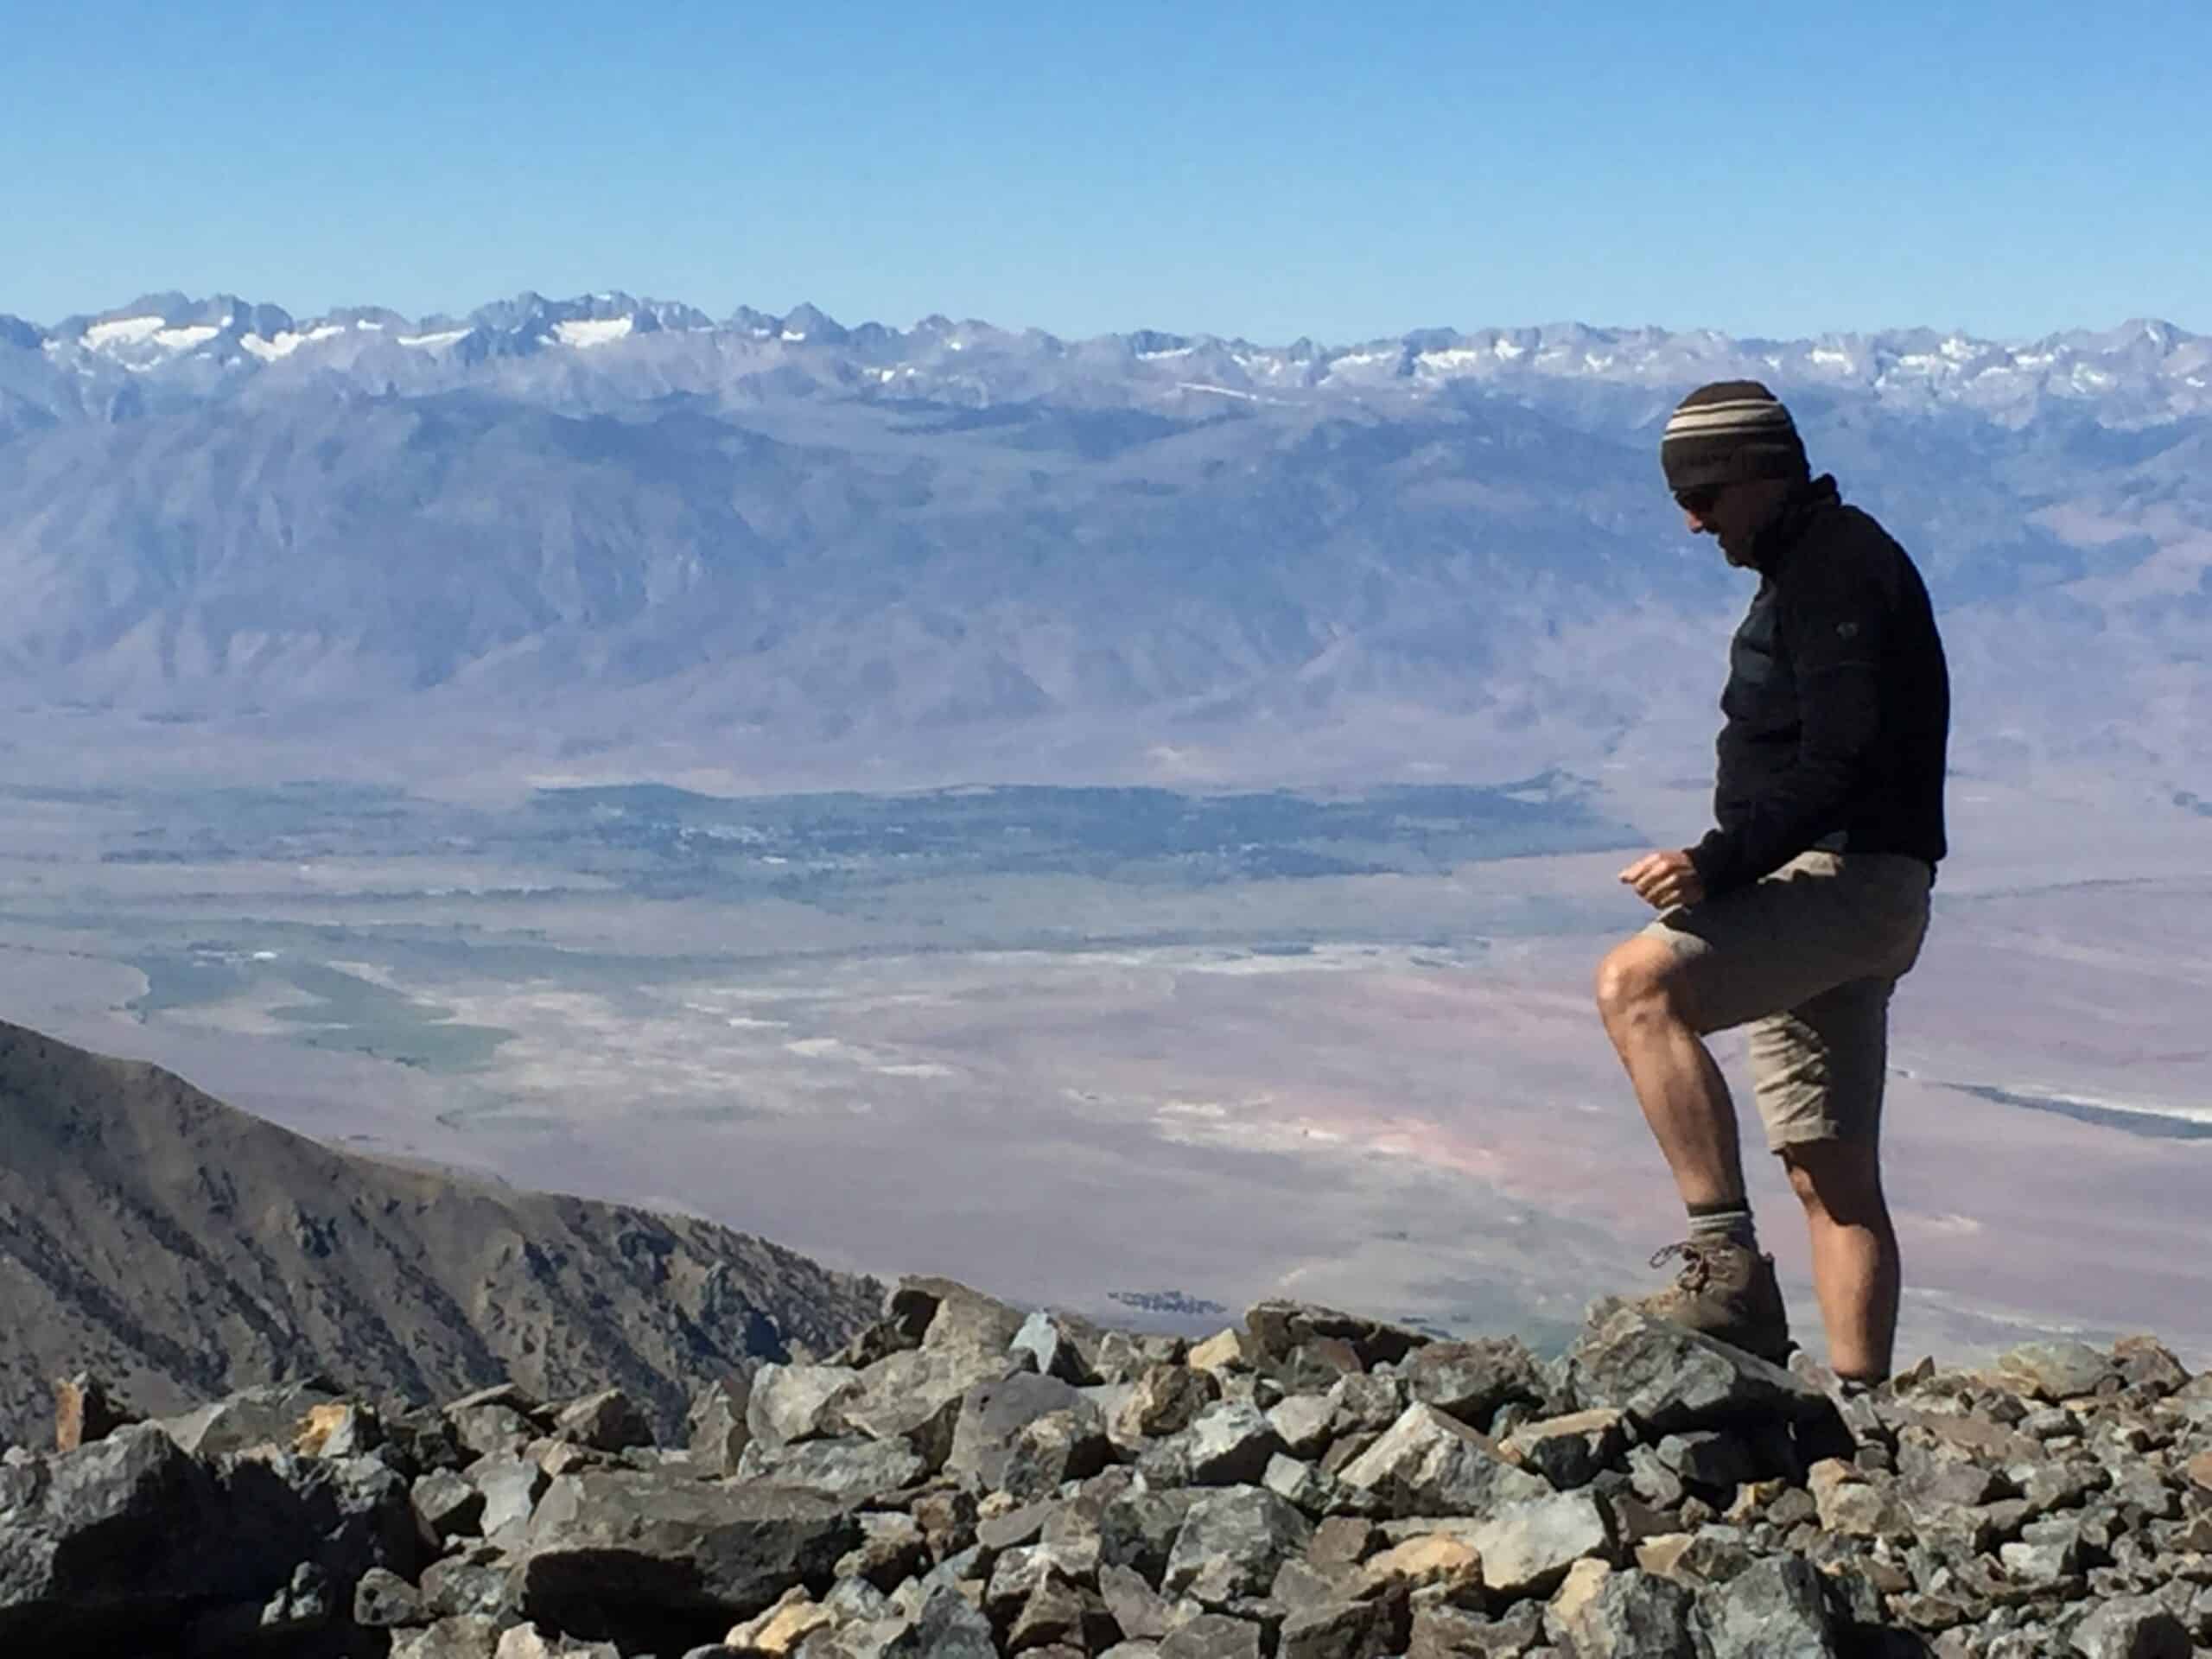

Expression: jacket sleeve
xmin=1688 ymin=549 xmax=1892 ymax=897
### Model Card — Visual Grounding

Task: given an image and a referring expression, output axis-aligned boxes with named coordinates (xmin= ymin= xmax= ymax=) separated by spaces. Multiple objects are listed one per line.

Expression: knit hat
xmin=1660 ymin=380 xmax=1810 ymax=493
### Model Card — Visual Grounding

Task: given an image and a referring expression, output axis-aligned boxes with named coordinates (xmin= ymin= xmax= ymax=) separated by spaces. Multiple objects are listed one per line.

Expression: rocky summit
xmin=4 ymin=1277 xmax=2209 ymax=1658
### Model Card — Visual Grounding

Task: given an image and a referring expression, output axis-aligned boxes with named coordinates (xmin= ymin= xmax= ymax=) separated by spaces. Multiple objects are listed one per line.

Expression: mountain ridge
xmin=0 ymin=1018 xmax=882 ymax=1449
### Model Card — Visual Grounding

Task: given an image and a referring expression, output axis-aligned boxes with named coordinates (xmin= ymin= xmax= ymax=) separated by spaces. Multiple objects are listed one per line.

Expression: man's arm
xmin=1685 ymin=550 xmax=1893 ymax=899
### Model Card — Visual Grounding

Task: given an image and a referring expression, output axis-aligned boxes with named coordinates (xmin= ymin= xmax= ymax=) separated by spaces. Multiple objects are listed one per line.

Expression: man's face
xmin=1675 ymin=480 xmax=1777 ymax=567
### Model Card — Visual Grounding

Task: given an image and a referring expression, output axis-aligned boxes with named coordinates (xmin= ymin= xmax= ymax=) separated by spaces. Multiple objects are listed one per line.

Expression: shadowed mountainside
xmin=0 ymin=1020 xmax=880 ymax=1446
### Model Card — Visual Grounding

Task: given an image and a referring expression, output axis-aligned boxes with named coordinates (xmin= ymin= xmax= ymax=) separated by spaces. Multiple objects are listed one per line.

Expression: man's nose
xmin=1683 ymin=511 xmax=1710 ymax=534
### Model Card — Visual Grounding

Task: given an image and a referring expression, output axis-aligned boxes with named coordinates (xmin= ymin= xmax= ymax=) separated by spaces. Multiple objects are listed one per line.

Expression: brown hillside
xmin=0 ymin=1019 xmax=880 ymax=1446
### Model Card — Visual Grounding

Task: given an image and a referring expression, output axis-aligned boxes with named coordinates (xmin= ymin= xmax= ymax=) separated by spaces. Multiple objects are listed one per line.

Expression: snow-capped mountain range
xmin=10 ymin=290 xmax=2208 ymax=427
xmin=2 ymin=291 xmax=2207 ymax=795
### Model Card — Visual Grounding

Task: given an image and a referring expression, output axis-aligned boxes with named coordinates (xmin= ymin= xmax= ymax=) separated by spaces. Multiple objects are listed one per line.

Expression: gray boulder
xmin=1333 ymin=1402 xmax=1549 ymax=1519
xmin=510 ymin=1469 xmax=858 ymax=1626
xmin=2069 ymin=1595 xmax=2191 ymax=1659
xmin=553 ymin=1388 xmax=655 ymax=1453
xmin=747 ymin=1363 xmax=862 ymax=1450
xmin=944 ymin=1372 xmax=1100 ymax=1493
xmin=1244 ymin=1300 xmax=1431 ymax=1370
xmin=1563 ymin=1307 xmax=1831 ymax=1433
xmin=1693 ymin=1555 xmax=1835 ymax=1658
xmin=685 ymin=1377 xmax=753 ymax=1476
xmin=1404 ymin=1338 xmax=1548 ymax=1432
xmin=1162 ymin=1485 xmax=1313 ymax=1605
xmin=881 ymin=1582 xmax=998 ymax=1656
xmin=1465 ymin=1490 xmax=1616 ymax=1598
xmin=735 ymin=1435 xmax=928 ymax=1503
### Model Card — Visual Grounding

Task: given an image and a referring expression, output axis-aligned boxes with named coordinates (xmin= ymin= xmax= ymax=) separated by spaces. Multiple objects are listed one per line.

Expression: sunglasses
xmin=1673 ymin=485 xmax=1725 ymax=517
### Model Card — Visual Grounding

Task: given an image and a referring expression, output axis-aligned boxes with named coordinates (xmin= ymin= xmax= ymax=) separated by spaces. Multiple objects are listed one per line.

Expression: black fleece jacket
xmin=1687 ymin=475 xmax=1950 ymax=899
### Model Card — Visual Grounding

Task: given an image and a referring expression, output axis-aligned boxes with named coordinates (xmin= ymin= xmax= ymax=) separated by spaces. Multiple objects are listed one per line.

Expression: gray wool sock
xmin=1687 ymin=1197 xmax=1758 ymax=1249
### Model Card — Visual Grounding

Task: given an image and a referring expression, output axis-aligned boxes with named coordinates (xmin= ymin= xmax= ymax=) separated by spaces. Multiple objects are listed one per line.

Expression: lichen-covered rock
xmin=1548 ymin=1563 xmax=1696 ymax=1658
xmin=1333 ymin=1402 xmax=1549 ymax=1519
xmin=1564 ymin=1308 xmax=1831 ymax=1433
xmin=1163 ymin=1486 xmax=1313 ymax=1605
xmin=1465 ymin=1490 xmax=1616 ymax=1598
xmin=1404 ymin=1338 xmax=1548 ymax=1432
xmin=1693 ymin=1555 xmax=1835 ymax=1658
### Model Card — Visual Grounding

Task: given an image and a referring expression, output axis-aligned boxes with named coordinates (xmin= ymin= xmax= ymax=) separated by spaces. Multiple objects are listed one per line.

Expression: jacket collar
xmin=1746 ymin=474 xmax=1841 ymax=575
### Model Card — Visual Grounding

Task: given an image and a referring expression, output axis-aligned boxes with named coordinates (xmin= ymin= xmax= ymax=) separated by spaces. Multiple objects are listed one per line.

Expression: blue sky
xmin=6 ymin=0 xmax=2206 ymax=343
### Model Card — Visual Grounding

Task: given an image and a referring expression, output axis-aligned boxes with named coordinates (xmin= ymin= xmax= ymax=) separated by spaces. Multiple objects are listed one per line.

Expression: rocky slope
xmin=0 ymin=1020 xmax=881 ymax=1447
xmin=4 ymin=1275 xmax=2207 ymax=1657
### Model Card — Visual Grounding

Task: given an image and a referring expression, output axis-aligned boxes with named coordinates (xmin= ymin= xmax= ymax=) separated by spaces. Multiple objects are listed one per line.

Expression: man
xmin=1594 ymin=380 xmax=1949 ymax=1385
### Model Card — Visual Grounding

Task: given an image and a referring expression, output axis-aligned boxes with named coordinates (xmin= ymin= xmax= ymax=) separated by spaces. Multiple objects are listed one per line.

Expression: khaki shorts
xmin=1643 ymin=850 xmax=1933 ymax=1150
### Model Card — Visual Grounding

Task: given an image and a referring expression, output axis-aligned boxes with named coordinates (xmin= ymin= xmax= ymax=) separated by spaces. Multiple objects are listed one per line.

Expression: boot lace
xmin=1649 ymin=1240 xmax=1718 ymax=1290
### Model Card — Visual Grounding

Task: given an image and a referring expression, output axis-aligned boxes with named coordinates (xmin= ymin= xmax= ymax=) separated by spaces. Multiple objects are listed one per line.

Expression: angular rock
xmin=420 ymin=1550 xmax=509 ymax=1619
xmin=1334 ymin=1403 xmax=1550 ymax=1519
xmin=1246 ymin=1300 xmax=1431 ymax=1370
xmin=883 ymin=1581 xmax=999 ymax=1656
xmin=156 ymin=1382 xmax=338 ymax=1457
xmin=1268 ymin=1394 xmax=1337 ymax=1459
xmin=945 ymin=1373 xmax=1101 ymax=1494
xmin=512 ymin=1469 xmax=859 ymax=1626
xmin=1306 ymin=1516 xmax=1379 ymax=1567
xmin=297 ymin=1401 xmax=384 ymax=1459
xmin=554 ymin=1388 xmax=655 ymax=1453
xmin=1405 ymin=1338 xmax=1547 ymax=1432
xmin=1100 ymin=1486 xmax=1200 ymax=1584
xmin=2069 ymin=1595 xmax=2191 ymax=1659
xmin=1116 ymin=1365 xmax=1222 ymax=1446
xmin=1175 ymin=1402 xmax=1286 ymax=1487
xmin=1693 ymin=1555 xmax=1835 ymax=1658
xmin=1100 ymin=1561 xmax=1179 ymax=1642
xmin=1327 ymin=1374 xmax=1405 ymax=1434
xmin=1163 ymin=1486 xmax=1314 ymax=1605
xmin=1013 ymin=1310 xmax=1098 ymax=1385
xmin=687 ymin=1377 xmax=753 ymax=1476
xmin=449 ymin=1402 xmax=537 ymax=1461
xmin=1466 ymin=1490 xmax=1616 ymax=1598
xmin=727 ymin=1585 xmax=836 ymax=1653
xmin=1549 ymin=1564 xmax=1695 ymax=1657
xmin=748 ymin=1363 xmax=863 ymax=1450
xmin=1008 ymin=1568 xmax=1116 ymax=1651
xmin=414 ymin=1466 xmax=486 ymax=1543
xmin=356 ymin=1564 xmax=429 ymax=1628
xmin=737 ymin=1436 xmax=928 ymax=1503
xmin=1159 ymin=1612 xmax=1264 ymax=1658
xmin=1501 ymin=1408 xmax=1626 ymax=1490
xmin=898 ymin=1276 xmax=1028 ymax=1362
xmin=1189 ymin=1330 xmax=1252 ymax=1376
xmin=1278 ymin=1594 xmax=1408 ymax=1659
xmin=1996 ymin=1340 xmax=2117 ymax=1402
xmin=1564 ymin=1308 xmax=1832 ymax=1433
xmin=52 ymin=1374 xmax=135 ymax=1452
xmin=1000 ymin=1409 xmax=1111 ymax=1501
xmin=392 ymin=1615 xmax=505 ymax=1659
xmin=1358 ymin=1532 xmax=1483 ymax=1605
xmin=469 ymin=1452 xmax=551 ymax=1547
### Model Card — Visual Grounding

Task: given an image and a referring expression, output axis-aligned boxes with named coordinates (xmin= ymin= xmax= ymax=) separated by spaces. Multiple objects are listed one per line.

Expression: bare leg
xmin=1594 ymin=936 xmax=1745 ymax=1207
xmin=1782 ymin=1140 xmax=1899 ymax=1381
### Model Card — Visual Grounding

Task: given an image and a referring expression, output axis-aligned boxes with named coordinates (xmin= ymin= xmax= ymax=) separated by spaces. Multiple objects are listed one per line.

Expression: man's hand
xmin=1619 ymin=849 xmax=1707 ymax=912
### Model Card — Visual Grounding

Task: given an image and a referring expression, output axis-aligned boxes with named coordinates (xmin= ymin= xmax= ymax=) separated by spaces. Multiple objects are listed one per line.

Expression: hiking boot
xmin=1632 ymin=1239 xmax=1793 ymax=1363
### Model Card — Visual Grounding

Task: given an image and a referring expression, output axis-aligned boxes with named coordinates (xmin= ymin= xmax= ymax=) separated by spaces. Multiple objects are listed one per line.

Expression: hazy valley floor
xmin=1 ymin=767 xmax=2204 ymax=1372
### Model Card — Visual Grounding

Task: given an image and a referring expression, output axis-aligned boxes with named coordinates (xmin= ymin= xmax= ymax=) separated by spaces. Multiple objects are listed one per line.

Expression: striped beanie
xmin=1660 ymin=380 xmax=1809 ymax=493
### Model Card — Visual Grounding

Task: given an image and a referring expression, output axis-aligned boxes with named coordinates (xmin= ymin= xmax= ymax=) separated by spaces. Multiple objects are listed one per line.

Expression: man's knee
xmin=1594 ymin=937 xmax=1694 ymax=1031
xmin=1781 ymin=1139 xmax=1888 ymax=1224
